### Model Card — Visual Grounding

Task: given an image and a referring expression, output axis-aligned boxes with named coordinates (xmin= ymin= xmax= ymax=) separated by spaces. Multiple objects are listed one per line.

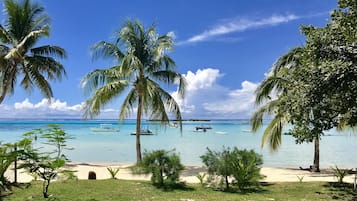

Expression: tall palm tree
xmin=0 ymin=0 xmax=67 ymax=104
xmin=81 ymin=20 xmax=186 ymax=163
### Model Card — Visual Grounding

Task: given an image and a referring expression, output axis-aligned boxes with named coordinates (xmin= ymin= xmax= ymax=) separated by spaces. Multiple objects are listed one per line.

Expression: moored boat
xmin=130 ymin=129 xmax=154 ymax=135
xmin=90 ymin=124 xmax=120 ymax=132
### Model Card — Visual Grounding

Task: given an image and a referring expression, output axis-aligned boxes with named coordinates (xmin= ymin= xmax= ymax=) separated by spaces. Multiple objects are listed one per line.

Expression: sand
xmin=4 ymin=162 xmax=357 ymax=184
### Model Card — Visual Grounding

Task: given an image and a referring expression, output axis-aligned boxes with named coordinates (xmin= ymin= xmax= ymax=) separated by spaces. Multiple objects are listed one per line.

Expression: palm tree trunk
xmin=312 ymin=136 xmax=320 ymax=172
xmin=135 ymin=94 xmax=143 ymax=163
xmin=0 ymin=90 xmax=6 ymax=104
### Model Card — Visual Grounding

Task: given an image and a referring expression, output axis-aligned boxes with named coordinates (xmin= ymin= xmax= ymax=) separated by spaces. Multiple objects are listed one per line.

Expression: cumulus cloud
xmin=0 ymin=98 xmax=120 ymax=119
xmin=172 ymin=68 xmax=258 ymax=119
xmin=1 ymin=98 xmax=83 ymax=119
xmin=1 ymin=68 xmax=259 ymax=119
xmin=177 ymin=14 xmax=299 ymax=45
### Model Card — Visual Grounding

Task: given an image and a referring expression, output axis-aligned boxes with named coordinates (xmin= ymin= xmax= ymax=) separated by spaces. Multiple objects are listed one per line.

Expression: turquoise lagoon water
xmin=0 ymin=119 xmax=356 ymax=168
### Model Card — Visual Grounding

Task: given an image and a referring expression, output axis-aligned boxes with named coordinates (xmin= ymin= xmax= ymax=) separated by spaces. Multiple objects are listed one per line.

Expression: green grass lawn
xmin=2 ymin=180 xmax=357 ymax=201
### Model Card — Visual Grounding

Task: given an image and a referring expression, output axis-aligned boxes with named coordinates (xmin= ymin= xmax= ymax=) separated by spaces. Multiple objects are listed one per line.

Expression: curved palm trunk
xmin=135 ymin=94 xmax=143 ymax=163
xmin=0 ymin=89 xmax=6 ymax=104
xmin=312 ymin=136 xmax=320 ymax=172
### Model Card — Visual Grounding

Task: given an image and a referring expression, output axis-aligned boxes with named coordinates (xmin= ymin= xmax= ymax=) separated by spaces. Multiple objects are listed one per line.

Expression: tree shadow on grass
xmin=154 ymin=182 xmax=195 ymax=192
xmin=323 ymin=182 xmax=357 ymax=201
xmin=209 ymin=182 xmax=270 ymax=195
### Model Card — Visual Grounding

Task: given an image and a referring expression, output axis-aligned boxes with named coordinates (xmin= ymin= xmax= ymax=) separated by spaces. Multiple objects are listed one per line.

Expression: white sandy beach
xmin=4 ymin=162 xmax=357 ymax=184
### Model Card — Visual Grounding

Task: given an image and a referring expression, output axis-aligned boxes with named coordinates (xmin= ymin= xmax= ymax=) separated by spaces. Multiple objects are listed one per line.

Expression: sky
xmin=0 ymin=0 xmax=337 ymax=119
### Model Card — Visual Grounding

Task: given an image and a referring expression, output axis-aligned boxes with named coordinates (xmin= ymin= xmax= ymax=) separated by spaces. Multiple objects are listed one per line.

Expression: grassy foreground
xmin=2 ymin=180 xmax=356 ymax=201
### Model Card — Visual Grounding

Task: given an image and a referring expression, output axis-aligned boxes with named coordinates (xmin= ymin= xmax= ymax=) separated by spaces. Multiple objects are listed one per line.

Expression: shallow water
xmin=0 ymin=119 xmax=355 ymax=168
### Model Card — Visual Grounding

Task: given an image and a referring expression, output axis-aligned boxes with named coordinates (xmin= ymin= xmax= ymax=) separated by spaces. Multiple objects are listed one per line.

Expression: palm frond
xmin=250 ymin=99 xmax=280 ymax=132
xmin=31 ymin=45 xmax=67 ymax=59
xmin=28 ymin=69 xmax=53 ymax=99
xmin=91 ymin=41 xmax=124 ymax=61
xmin=255 ymin=75 xmax=288 ymax=105
xmin=25 ymin=56 xmax=66 ymax=81
xmin=119 ymin=88 xmax=137 ymax=120
xmin=261 ymin=113 xmax=286 ymax=151
xmin=82 ymin=80 xmax=129 ymax=119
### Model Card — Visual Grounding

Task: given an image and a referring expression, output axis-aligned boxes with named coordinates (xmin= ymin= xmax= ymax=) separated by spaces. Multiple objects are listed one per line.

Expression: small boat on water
xmin=90 ymin=124 xmax=120 ymax=132
xmin=194 ymin=125 xmax=212 ymax=132
xmin=168 ymin=122 xmax=179 ymax=128
xmin=130 ymin=129 xmax=154 ymax=135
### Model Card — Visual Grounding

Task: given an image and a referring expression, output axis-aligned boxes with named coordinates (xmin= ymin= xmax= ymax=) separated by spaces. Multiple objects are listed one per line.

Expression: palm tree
xmin=81 ymin=20 xmax=186 ymax=163
xmin=0 ymin=0 xmax=67 ymax=104
xmin=251 ymin=46 xmax=326 ymax=172
xmin=251 ymin=47 xmax=303 ymax=150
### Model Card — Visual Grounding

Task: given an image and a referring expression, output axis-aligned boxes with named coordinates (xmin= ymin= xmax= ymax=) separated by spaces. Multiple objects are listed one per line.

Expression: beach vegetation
xmin=196 ymin=173 xmax=206 ymax=187
xmin=20 ymin=124 xmax=74 ymax=198
xmin=0 ymin=138 xmax=32 ymax=191
xmin=106 ymin=167 xmax=120 ymax=179
xmin=81 ymin=19 xmax=186 ymax=163
xmin=138 ymin=149 xmax=184 ymax=188
xmin=0 ymin=0 xmax=67 ymax=104
xmin=296 ymin=175 xmax=304 ymax=183
xmin=332 ymin=166 xmax=349 ymax=184
xmin=201 ymin=147 xmax=263 ymax=191
xmin=250 ymin=0 xmax=357 ymax=172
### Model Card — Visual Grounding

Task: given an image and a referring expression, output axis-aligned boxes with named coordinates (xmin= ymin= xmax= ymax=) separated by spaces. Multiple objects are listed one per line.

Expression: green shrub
xmin=230 ymin=149 xmax=264 ymax=190
xmin=139 ymin=149 xmax=184 ymax=187
xmin=201 ymin=147 xmax=264 ymax=191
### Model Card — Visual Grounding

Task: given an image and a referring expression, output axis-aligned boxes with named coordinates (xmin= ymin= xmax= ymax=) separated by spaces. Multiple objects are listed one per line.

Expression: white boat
xmin=168 ymin=122 xmax=179 ymax=128
xmin=130 ymin=129 xmax=154 ymax=135
xmin=90 ymin=124 xmax=120 ymax=132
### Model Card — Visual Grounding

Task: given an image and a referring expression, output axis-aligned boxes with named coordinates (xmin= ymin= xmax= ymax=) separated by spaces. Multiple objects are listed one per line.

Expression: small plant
xmin=107 ymin=167 xmax=120 ymax=179
xmin=332 ymin=165 xmax=349 ymax=184
xmin=196 ymin=173 xmax=206 ymax=187
xmin=296 ymin=175 xmax=304 ymax=183
xmin=20 ymin=124 xmax=74 ymax=198
xmin=139 ymin=149 xmax=184 ymax=187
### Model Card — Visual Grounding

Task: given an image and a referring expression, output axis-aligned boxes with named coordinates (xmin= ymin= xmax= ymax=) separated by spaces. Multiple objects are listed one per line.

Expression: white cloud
xmin=1 ymin=69 xmax=259 ymax=119
xmin=178 ymin=14 xmax=299 ymax=45
xmin=1 ymin=98 xmax=90 ymax=119
xmin=172 ymin=68 xmax=258 ymax=119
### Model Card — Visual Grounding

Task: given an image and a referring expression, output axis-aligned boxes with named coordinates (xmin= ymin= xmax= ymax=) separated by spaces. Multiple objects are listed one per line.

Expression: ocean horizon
xmin=0 ymin=119 xmax=356 ymax=169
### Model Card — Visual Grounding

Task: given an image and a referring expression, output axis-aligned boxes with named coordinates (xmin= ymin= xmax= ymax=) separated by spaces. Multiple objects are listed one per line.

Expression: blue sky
xmin=0 ymin=0 xmax=337 ymax=119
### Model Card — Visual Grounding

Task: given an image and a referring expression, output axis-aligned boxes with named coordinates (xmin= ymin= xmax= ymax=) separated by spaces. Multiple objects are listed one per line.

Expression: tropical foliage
xmin=201 ymin=147 xmax=263 ymax=191
xmin=20 ymin=124 xmax=74 ymax=198
xmin=81 ymin=20 xmax=186 ymax=163
xmin=250 ymin=0 xmax=356 ymax=172
xmin=139 ymin=149 xmax=184 ymax=188
xmin=0 ymin=138 xmax=32 ymax=191
xmin=0 ymin=0 xmax=67 ymax=104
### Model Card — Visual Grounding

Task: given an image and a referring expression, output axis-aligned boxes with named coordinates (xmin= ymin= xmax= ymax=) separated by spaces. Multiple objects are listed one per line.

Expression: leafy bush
xmin=201 ymin=147 xmax=264 ymax=191
xmin=139 ymin=149 xmax=184 ymax=187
